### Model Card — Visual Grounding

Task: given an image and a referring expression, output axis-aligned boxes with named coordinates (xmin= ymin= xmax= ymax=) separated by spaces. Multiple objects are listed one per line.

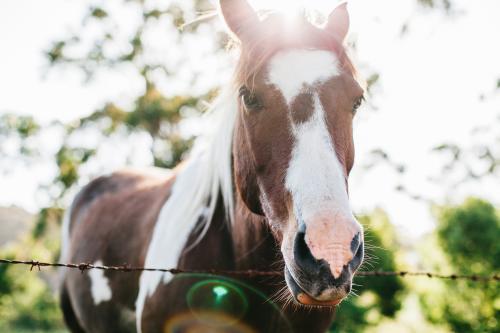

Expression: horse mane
xmin=135 ymin=86 xmax=238 ymax=329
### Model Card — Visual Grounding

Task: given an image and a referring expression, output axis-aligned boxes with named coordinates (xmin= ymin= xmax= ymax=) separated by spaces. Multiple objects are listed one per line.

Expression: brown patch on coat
xmin=319 ymin=74 xmax=363 ymax=175
xmin=233 ymin=79 xmax=293 ymax=227
xmin=62 ymin=168 xmax=176 ymax=332
xmin=290 ymin=91 xmax=315 ymax=124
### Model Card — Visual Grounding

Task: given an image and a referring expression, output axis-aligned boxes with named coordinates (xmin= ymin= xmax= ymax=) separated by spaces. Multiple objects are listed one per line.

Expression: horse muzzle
xmin=283 ymin=221 xmax=364 ymax=306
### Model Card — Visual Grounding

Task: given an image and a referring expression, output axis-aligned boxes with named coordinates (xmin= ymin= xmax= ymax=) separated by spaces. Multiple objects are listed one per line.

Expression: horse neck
xmin=229 ymin=121 xmax=280 ymax=270
xmin=231 ymin=194 xmax=281 ymax=271
xmin=230 ymin=193 xmax=336 ymax=330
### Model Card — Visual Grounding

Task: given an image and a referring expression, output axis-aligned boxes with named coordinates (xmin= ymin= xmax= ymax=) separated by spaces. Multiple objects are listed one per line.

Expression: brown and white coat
xmin=60 ymin=1 xmax=366 ymax=332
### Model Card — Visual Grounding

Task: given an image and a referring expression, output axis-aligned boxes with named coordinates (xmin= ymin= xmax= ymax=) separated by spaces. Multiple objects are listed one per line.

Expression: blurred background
xmin=0 ymin=0 xmax=499 ymax=332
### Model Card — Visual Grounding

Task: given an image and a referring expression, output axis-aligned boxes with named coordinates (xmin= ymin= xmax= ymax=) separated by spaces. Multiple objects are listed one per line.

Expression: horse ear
xmin=219 ymin=0 xmax=259 ymax=40
xmin=324 ymin=2 xmax=350 ymax=43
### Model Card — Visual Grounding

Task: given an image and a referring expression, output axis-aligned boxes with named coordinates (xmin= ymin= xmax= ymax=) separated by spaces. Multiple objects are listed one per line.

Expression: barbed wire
xmin=1 ymin=258 xmax=498 ymax=282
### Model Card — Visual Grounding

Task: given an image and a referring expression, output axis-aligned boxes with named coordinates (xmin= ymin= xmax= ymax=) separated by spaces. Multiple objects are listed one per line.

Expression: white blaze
xmin=88 ymin=260 xmax=112 ymax=305
xmin=268 ymin=49 xmax=340 ymax=104
xmin=285 ymin=94 xmax=352 ymax=221
xmin=268 ymin=49 xmax=351 ymax=219
xmin=268 ymin=49 xmax=360 ymax=278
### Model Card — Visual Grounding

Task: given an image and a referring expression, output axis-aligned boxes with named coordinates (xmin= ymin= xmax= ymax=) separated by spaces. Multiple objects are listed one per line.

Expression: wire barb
xmin=0 ymin=258 xmax=498 ymax=282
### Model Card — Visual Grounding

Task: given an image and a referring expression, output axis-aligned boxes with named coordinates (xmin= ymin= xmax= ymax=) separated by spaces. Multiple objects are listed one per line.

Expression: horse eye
xmin=352 ymin=96 xmax=364 ymax=115
xmin=239 ymin=86 xmax=262 ymax=112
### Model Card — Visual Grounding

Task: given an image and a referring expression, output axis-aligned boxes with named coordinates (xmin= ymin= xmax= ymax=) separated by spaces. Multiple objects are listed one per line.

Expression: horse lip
xmin=284 ymin=266 xmax=342 ymax=307
xmin=297 ymin=292 xmax=342 ymax=306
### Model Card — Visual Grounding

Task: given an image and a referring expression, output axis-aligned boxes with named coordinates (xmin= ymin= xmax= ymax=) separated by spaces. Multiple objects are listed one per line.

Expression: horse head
xmin=222 ymin=0 xmax=365 ymax=306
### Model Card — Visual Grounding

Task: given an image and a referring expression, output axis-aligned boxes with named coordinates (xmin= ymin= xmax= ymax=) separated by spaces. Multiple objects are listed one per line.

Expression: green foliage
xmin=418 ymin=0 xmax=452 ymax=11
xmin=0 ymin=202 xmax=66 ymax=331
xmin=0 ymin=114 xmax=40 ymax=139
xmin=32 ymin=207 xmax=64 ymax=241
xmin=128 ymin=87 xmax=197 ymax=134
xmin=0 ymin=254 xmax=14 ymax=295
xmin=154 ymin=134 xmax=195 ymax=169
xmin=419 ymin=198 xmax=500 ymax=332
xmin=41 ymin=0 xmax=215 ymax=182
xmin=432 ymin=140 xmax=500 ymax=183
xmin=76 ymin=85 xmax=203 ymax=168
xmin=44 ymin=0 xmax=212 ymax=81
xmin=365 ymin=73 xmax=380 ymax=95
xmin=0 ymin=114 xmax=41 ymax=161
xmin=56 ymin=146 xmax=95 ymax=191
xmin=330 ymin=209 xmax=405 ymax=331
xmin=0 ymin=246 xmax=63 ymax=331
xmin=437 ymin=198 xmax=500 ymax=272
xmin=89 ymin=7 xmax=108 ymax=19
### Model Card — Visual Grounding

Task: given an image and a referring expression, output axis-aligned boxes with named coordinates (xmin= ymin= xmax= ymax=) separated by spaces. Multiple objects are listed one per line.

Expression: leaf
xmin=45 ymin=41 xmax=66 ymax=63
xmin=366 ymin=73 xmax=380 ymax=93
xmin=90 ymin=7 xmax=108 ymax=19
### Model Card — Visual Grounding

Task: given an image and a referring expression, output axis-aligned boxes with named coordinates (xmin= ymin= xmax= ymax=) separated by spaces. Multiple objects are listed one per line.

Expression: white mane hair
xmin=135 ymin=86 xmax=238 ymax=332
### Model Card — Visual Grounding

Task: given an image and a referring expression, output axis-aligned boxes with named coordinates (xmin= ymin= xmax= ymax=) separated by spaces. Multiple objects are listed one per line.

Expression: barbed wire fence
xmin=1 ymin=258 xmax=498 ymax=282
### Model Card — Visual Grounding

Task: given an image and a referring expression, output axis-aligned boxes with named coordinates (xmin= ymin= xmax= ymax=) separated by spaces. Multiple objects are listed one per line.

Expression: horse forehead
xmin=266 ymin=49 xmax=340 ymax=104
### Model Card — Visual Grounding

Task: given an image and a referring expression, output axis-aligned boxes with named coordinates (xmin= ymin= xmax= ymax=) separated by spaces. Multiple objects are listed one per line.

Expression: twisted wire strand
xmin=1 ymin=258 xmax=498 ymax=282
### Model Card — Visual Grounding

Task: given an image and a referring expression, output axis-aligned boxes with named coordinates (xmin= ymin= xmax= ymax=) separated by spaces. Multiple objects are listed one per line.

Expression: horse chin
xmin=284 ymin=266 xmax=344 ymax=307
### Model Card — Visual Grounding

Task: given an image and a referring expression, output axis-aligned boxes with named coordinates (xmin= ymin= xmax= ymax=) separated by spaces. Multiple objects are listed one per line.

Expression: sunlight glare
xmin=250 ymin=0 xmax=338 ymax=19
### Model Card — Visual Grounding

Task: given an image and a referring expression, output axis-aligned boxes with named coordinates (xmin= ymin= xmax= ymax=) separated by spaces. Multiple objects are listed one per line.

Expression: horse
xmin=59 ymin=1 xmax=366 ymax=332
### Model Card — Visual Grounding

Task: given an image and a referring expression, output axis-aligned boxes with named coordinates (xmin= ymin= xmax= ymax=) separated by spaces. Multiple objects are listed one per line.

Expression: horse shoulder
xmin=61 ymin=167 xmax=177 ymax=332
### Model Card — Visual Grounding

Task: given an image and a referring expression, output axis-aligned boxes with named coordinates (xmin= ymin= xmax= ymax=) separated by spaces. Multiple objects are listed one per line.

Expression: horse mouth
xmin=284 ymin=267 xmax=343 ymax=307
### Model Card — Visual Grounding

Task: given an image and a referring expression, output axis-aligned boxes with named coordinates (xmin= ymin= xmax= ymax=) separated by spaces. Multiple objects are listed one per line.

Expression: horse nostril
xmin=350 ymin=233 xmax=361 ymax=254
xmin=348 ymin=233 xmax=364 ymax=271
xmin=293 ymin=227 xmax=322 ymax=274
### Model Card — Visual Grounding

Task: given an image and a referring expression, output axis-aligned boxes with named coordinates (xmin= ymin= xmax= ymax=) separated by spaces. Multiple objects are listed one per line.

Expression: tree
xmin=419 ymin=198 xmax=500 ymax=332
xmin=29 ymin=0 xmax=220 ymax=240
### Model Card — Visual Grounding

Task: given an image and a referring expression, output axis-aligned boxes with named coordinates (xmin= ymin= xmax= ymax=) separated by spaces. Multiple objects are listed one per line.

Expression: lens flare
xmin=187 ymin=279 xmax=249 ymax=326
xmin=164 ymin=311 xmax=256 ymax=333
xmin=163 ymin=274 xmax=292 ymax=333
xmin=250 ymin=0 xmax=336 ymax=16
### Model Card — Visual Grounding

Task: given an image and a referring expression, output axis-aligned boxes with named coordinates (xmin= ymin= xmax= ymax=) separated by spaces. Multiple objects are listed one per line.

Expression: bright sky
xmin=0 ymin=0 xmax=499 ymax=237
